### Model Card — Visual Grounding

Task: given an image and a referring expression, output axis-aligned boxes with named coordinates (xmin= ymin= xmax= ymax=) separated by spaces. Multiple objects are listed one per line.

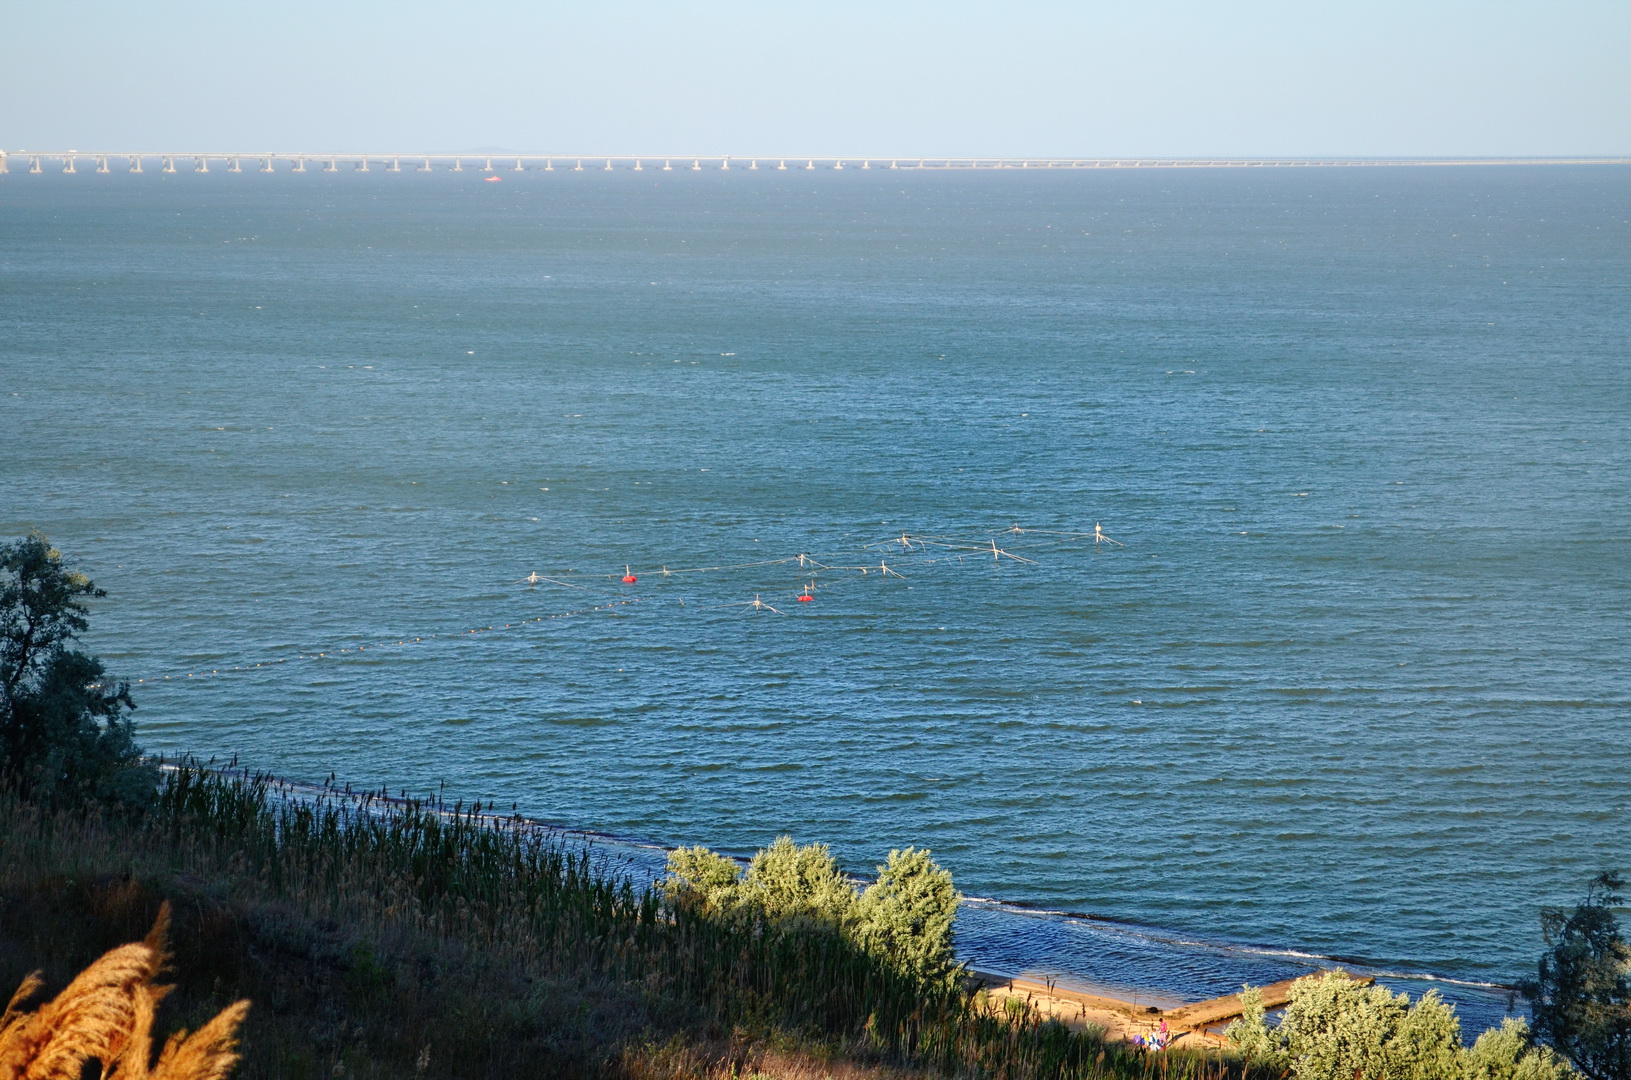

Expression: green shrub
xmin=743 ymin=835 xmax=858 ymax=928
xmin=663 ymin=844 xmax=747 ymax=917
xmin=662 ymin=837 xmax=960 ymax=980
xmin=1469 ymin=1019 xmax=1576 ymax=1080
xmin=1225 ymin=970 xmax=1571 ymax=1080
xmin=852 ymin=847 xmax=959 ymax=980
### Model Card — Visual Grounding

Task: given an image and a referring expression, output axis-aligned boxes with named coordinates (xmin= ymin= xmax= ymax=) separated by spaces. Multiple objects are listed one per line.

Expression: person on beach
xmin=1136 ymin=1019 xmax=1170 ymax=1052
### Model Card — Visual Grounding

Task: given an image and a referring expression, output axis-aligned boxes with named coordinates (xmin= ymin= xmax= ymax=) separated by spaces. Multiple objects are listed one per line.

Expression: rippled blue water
xmin=3 ymin=166 xmax=1628 ymax=1031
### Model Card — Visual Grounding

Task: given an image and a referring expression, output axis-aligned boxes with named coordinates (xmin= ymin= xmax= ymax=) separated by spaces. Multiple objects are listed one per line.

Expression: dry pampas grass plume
xmin=0 ymin=902 xmax=250 ymax=1080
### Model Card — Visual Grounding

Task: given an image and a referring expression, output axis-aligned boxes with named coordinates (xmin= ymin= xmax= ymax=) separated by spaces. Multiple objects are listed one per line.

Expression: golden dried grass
xmin=0 ymin=902 xmax=249 ymax=1080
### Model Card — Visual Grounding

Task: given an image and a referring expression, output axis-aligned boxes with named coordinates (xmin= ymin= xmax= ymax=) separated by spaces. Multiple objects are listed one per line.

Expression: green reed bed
xmin=0 ymin=763 xmax=1246 ymax=1080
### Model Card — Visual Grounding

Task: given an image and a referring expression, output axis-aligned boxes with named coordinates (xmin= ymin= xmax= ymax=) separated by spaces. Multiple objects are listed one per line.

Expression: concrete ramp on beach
xmin=969 ymin=969 xmax=1374 ymax=1044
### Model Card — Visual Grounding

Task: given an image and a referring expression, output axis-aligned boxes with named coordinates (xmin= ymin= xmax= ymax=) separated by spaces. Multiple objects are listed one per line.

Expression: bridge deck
xmin=5 ymin=150 xmax=1630 ymax=175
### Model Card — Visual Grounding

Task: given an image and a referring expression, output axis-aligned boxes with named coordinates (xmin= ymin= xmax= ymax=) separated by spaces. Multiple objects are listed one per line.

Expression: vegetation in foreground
xmin=1 ymin=902 xmax=249 ymax=1080
xmin=0 ymin=767 xmax=1235 ymax=1080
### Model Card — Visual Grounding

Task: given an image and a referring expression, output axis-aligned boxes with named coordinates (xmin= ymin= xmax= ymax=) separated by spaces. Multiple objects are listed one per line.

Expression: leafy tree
xmin=1520 ymin=872 xmax=1631 ymax=1080
xmin=1226 ymin=970 xmax=1570 ymax=1080
xmin=0 ymin=533 xmax=150 ymax=806
xmin=852 ymin=847 xmax=960 ymax=979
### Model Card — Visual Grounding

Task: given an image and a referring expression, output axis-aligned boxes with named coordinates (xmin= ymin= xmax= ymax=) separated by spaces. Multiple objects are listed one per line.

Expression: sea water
xmin=3 ymin=165 xmax=1628 ymax=1032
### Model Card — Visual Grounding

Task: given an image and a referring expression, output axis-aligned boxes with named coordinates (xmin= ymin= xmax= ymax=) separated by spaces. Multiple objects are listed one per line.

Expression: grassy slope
xmin=0 ymin=769 xmax=1241 ymax=1080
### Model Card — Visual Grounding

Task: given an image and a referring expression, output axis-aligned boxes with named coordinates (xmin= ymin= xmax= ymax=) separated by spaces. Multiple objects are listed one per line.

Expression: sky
xmin=4 ymin=0 xmax=1628 ymax=158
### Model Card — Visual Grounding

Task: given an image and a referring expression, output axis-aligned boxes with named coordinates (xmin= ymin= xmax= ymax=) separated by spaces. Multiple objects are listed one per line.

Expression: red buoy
xmin=798 ymin=580 xmax=815 ymax=602
xmin=622 ymin=565 xmax=637 ymax=584
xmin=797 ymin=593 xmax=813 ymax=602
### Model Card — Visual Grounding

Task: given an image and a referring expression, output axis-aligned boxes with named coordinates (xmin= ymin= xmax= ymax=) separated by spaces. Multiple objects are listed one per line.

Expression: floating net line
xmin=123 ymin=524 xmax=1122 ymax=685
xmin=555 ymin=525 xmax=1123 ymax=584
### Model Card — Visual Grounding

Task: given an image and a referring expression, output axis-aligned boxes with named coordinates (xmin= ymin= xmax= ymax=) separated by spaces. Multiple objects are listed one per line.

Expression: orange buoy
xmin=622 ymin=565 xmax=637 ymax=584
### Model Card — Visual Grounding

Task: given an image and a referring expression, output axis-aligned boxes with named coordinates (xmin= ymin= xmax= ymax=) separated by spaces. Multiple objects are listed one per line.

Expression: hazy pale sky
xmin=5 ymin=0 xmax=1628 ymax=157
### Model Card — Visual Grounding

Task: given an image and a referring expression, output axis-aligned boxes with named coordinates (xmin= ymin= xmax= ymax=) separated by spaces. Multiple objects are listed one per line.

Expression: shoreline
xmin=168 ymin=760 xmax=1522 ymax=1037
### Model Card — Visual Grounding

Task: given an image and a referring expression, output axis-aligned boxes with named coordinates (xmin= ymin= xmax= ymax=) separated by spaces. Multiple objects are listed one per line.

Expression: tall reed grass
xmin=0 ymin=902 xmax=248 ymax=1080
xmin=0 ymin=763 xmax=1250 ymax=1080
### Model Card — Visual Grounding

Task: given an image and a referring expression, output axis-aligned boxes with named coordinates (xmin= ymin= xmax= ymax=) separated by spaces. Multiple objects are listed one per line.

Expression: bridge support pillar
xmin=292 ymin=156 xmax=306 ymax=172
xmin=30 ymin=155 xmax=43 ymax=173
xmin=228 ymin=156 xmax=241 ymax=172
xmin=324 ymin=158 xmax=337 ymax=172
xmin=64 ymin=156 xmax=78 ymax=173
xmin=513 ymin=158 xmax=523 ymax=171
xmin=452 ymin=157 xmax=463 ymax=171
xmin=418 ymin=157 xmax=432 ymax=171
xmin=260 ymin=156 xmax=274 ymax=172
xmin=96 ymin=155 xmax=110 ymax=173
xmin=388 ymin=157 xmax=401 ymax=172
xmin=721 ymin=156 xmax=730 ymax=170
xmin=356 ymin=157 xmax=369 ymax=171
xmin=0 ymin=152 xmax=7 ymax=174
xmin=544 ymin=159 xmax=554 ymax=171
xmin=482 ymin=158 xmax=493 ymax=172
xmin=195 ymin=155 xmax=209 ymax=172
xmin=162 ymin=156 xmax=176 ymax=173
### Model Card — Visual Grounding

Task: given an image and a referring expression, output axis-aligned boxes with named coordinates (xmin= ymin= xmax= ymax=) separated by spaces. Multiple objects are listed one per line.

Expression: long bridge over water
xmin=4 ymin=151 xmax=1629 ymax=175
